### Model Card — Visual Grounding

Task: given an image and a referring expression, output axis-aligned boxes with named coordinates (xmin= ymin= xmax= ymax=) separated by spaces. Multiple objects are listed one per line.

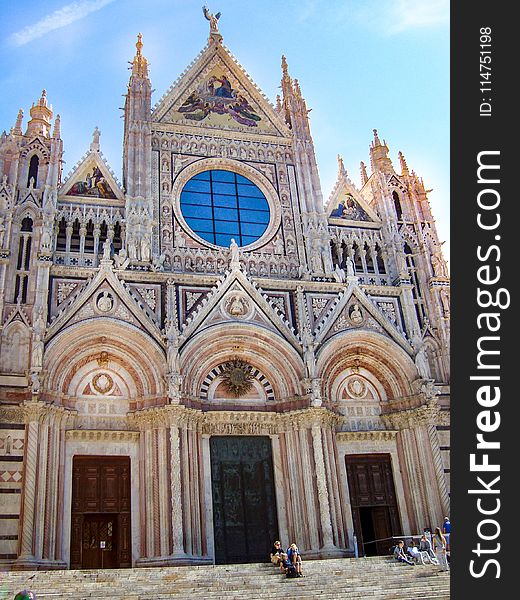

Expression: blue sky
xmin=0 ymin=0 xmax=449 ymax=261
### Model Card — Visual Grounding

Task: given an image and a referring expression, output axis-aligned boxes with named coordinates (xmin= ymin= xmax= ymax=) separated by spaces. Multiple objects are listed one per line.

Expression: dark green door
xmin=210 ymin=436 xmax=279 ymax=564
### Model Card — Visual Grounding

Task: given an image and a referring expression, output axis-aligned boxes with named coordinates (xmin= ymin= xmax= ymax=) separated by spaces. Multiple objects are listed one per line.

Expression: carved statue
xmin=227 ymin=294 xmax=248 ymax=317
xmin=102 ymin=238 xmax=112 ymax=260
xmin=203 ymin=5 xmax=221 ymax=33
xmin=440 ymin=288 xmax=450 ymax=315
xmin=333 ymin=264 xmax=346 ymax=283
xmin=31 ymin=333 xmax=44 ymax=369
xmin=349 ymin=304 xmax=363 ymax=325
xmin=431 ymin=251 xmax=448 ymax=278
xmin=415 ymin=345 xmax=431 ymax=379
xmin=152 ymin=253 xmax=166 ymax=272
xmin=114 ymin=248 xmax=130 ymax=270
xmin=0 ymin=216 xmax=5 ymax=248
xmin=166 ymin=327 xmax=181 ymax=374
xmin=140 ymin=234 xmax=151 ymax=262
xmin=345 ymin=256 xmax=355 ymax=277
xmin=301 ymin=326 xmax=316 ymax=379
xmin=30 ymin=371 xmax=41 ymax=394
xmin=229 ymin=238 xmax=240 ymax=269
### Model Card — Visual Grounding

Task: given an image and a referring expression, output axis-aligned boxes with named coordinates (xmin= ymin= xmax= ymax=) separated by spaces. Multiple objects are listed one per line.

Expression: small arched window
xmin=14 ymin=217 xmax=34 ymax=303
xmin=393 ymin=191 xmax=403 ymax=221
xmin=27 ymin=155 xmax=39 ymax=187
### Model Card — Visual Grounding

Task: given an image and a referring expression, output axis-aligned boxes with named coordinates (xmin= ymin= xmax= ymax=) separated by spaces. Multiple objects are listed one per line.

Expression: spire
xmin=26 ymin=89 xmax=53 ymax=138
xmin=369 ymin=128 xmax=394 ymax=175
xmin=131 ymin=33 xmax=149 ymax=78
xmin=90 ymin=126 xmax=101 ymax=152
xmin=337 ymin=154 xmax=347 ymax=178
xmin=11 ymin=109 xmax=24 ymax=136
xmin=360 ymin=161 xmax=369 ymax=186
xmin=280 ymin=55 xmax=293 ymax=127
xmin=371 ymin=128 xmax=382 ymax=147
xmin=52 ymin=114 xmax=61 ymax=139
xmin=398 ymin=151 xmax=409 ymax=177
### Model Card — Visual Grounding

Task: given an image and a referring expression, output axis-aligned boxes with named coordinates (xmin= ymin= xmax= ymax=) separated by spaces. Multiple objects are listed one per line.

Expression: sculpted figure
xmin=203 ymin=6 xmax=221 ymax=33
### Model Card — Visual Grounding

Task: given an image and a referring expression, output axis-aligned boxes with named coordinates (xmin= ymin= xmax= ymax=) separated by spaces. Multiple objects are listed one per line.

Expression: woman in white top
xmin=433 ymin=527 xmax=449 ymax=571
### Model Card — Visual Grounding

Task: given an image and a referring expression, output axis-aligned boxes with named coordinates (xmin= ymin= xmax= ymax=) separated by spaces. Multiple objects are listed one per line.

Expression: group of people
xmin=269 ymin=541 xmax=304 ymax=578
xmin=393 ymin=517 xmax=451 ymax=572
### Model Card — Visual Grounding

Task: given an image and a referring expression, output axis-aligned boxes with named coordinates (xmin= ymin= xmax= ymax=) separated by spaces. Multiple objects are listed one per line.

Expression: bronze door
xmin=345 ymin=454 xmax=402 ymax=556
xmin=70 ymin=456 xmax=131 ymax=569
xmin=210 ymin=436 xmax=279 ymax=564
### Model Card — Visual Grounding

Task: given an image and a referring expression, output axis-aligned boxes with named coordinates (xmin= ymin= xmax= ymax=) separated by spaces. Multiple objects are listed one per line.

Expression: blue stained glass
xmin=180 ymin=169 xmax=270 ymax=247
xmin=240 ymin=210 xmax=270 ymax=224
xmin=213 ymin=194 xmax=237 ymax=208
xmin=181 ymin=204 xmax=213 ymax=219
xmin=237 ymin=184 xmax=265 ymax=198
xmin=215 ymin=221 xmax=240 ymax=234
xmin=214 ymin=207 xmax=238 ymax=221
xmin=193 ymin=171 xmax=211 ymax=180
xmin=215 ymin=233 xmax=234 ymax=246
xmin=211 ymin=170 xmax=235 ymax=182
xmin=185 ymin=217 xmax=214 ymax=233
xmin=212 ymin=181 xmax=236 ymax=195
xmin=238 ymin=196 xmax=269 ymax=211
xmin=183 ymin=179 xmax=211 ymax=193
xmin=241 ymin=222 xmax=268 ymax=236
xmin=180 ymin=191 xmax=212 ymax=206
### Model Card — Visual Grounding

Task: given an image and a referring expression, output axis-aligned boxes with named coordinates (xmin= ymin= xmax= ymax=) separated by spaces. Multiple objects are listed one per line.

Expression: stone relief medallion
xmin=347 ymin=377 xmax=367 ymax=399
xmin=220 ymin=359 xmax=255 ymax=398
xmin=222 ymin=291 xmax=252 ymax=320
xmin=92 ymin=372 xmax=114 ymax=395
xmin=96 ymin=291 xmax=114 ymax=313
xmin=348 ymin=303 xmax=364 ymax=325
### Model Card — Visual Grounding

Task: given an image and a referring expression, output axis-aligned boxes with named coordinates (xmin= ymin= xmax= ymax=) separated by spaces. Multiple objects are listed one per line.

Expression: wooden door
xmin=70 ymin=456 xmax=131 ymax=569
xmin=210 ymin=436 xmax=279 ymax=564
xmin=345 ymin=454 xmax=402 ymax=556
xmin=81 ymin=514 xmax=118 ymax=569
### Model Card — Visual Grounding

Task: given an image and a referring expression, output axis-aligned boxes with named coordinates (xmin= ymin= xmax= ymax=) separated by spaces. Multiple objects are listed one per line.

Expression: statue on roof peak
xmin=203 ymin=5 xmax=221 ymax=34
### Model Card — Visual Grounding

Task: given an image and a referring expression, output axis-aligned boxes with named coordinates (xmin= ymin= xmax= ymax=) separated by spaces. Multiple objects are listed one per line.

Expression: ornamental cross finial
xmin=203 ymin=5 xmax=221 ymax=34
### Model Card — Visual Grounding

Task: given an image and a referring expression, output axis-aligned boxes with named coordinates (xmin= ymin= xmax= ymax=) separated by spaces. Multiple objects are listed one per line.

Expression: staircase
xmin=0 ymin=557 xmax=450 ymax=599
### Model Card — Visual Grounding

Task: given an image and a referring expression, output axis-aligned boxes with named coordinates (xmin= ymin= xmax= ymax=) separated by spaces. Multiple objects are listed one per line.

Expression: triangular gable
xmin=326 ymin=165 xmax=380 ymax=227
xmin=152 ymin=39 xmax=290 ymax=138
xmin=313 ymin=282 xmax=412 ymax=353
xmin=59 ymin=147 xmax=123 ymax=202
xmin=45 ymin=262 xmax=163 ymax=345
xmin=179 ymin=268 xmax=299 ymax=350
xmin=2 ymin=305 xmax=31 ymax=329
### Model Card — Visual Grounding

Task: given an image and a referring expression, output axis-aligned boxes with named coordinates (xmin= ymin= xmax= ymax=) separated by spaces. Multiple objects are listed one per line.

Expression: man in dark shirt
xmin=270 ymin=540 xmax=287 ymax=572
xmin=443 ymin=517 xmax=451 ymax=553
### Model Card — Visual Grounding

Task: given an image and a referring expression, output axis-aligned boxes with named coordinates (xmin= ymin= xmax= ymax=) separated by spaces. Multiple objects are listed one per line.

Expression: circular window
xmin=179 ymin=169 xmax=270 ymax=247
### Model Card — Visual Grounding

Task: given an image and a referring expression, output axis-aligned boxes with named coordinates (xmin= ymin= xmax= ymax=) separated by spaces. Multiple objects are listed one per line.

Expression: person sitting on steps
xmin=393 ymin=540 xmax=415 ymax=565
xmin=285 ymin=543 xmax=303 ymax=577
xmin=270 ymin=540 xmax=287 ymax=573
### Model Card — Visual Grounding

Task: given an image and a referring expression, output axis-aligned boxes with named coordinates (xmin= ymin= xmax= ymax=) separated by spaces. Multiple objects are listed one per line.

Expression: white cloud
xmin=8 ymin=0 xmax=117 ymax=47
xmin=390 ymin=0 xmax=449 ymax=33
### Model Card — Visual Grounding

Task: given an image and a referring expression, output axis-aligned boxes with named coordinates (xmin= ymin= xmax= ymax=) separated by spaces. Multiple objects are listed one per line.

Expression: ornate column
xmin=17 ymin=402 xmax=43 ymax=567
xmin=383 ymin=392 xmax=448 ymax=531
xmin=168 ymin=419 xmax=186 ymax=557
xmin=311 ymin=423 xmax=335 ymax=550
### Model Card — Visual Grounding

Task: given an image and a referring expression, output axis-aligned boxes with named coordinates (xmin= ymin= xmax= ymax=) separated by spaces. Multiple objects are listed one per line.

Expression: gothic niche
xmin=220 ymin=358 xmax=254 ymax=398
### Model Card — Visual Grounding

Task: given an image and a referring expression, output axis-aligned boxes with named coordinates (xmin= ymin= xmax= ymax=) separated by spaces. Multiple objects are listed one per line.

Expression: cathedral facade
xmin=0 ymin=19 xmax=450 ymax=570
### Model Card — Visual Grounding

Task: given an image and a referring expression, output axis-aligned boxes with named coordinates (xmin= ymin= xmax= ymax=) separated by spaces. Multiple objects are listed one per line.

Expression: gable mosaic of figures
xmin=0 ymin=9 xmax=449 ymax=570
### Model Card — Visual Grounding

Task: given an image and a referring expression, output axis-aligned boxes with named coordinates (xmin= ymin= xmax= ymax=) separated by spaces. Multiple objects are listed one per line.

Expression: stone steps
xmin=0 ymin=557 xmax=450 ymax=599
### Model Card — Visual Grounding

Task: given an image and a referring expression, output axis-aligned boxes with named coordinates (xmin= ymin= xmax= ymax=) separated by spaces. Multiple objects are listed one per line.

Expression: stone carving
xmin=92 ymin=372 xmax=114 ymax=394
xmin=229 ymin=238 xmax=240 ymax=269
xmin=431 ymin=251 xmax=448 ymax=277
xmin=96 ymin=291 xmax=114 ymax=313
xmin=203 ymin=5 xmax=221 ymax=34
xmin=349 ymin=304 xmax=363 ymax=325
xmin=347 ymin=377 xmax=367 ymax=398
xmin=57 ymin=281 xmax=78 ymax=305
xmin=224 ymin=292 xmax=250 ymax=318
